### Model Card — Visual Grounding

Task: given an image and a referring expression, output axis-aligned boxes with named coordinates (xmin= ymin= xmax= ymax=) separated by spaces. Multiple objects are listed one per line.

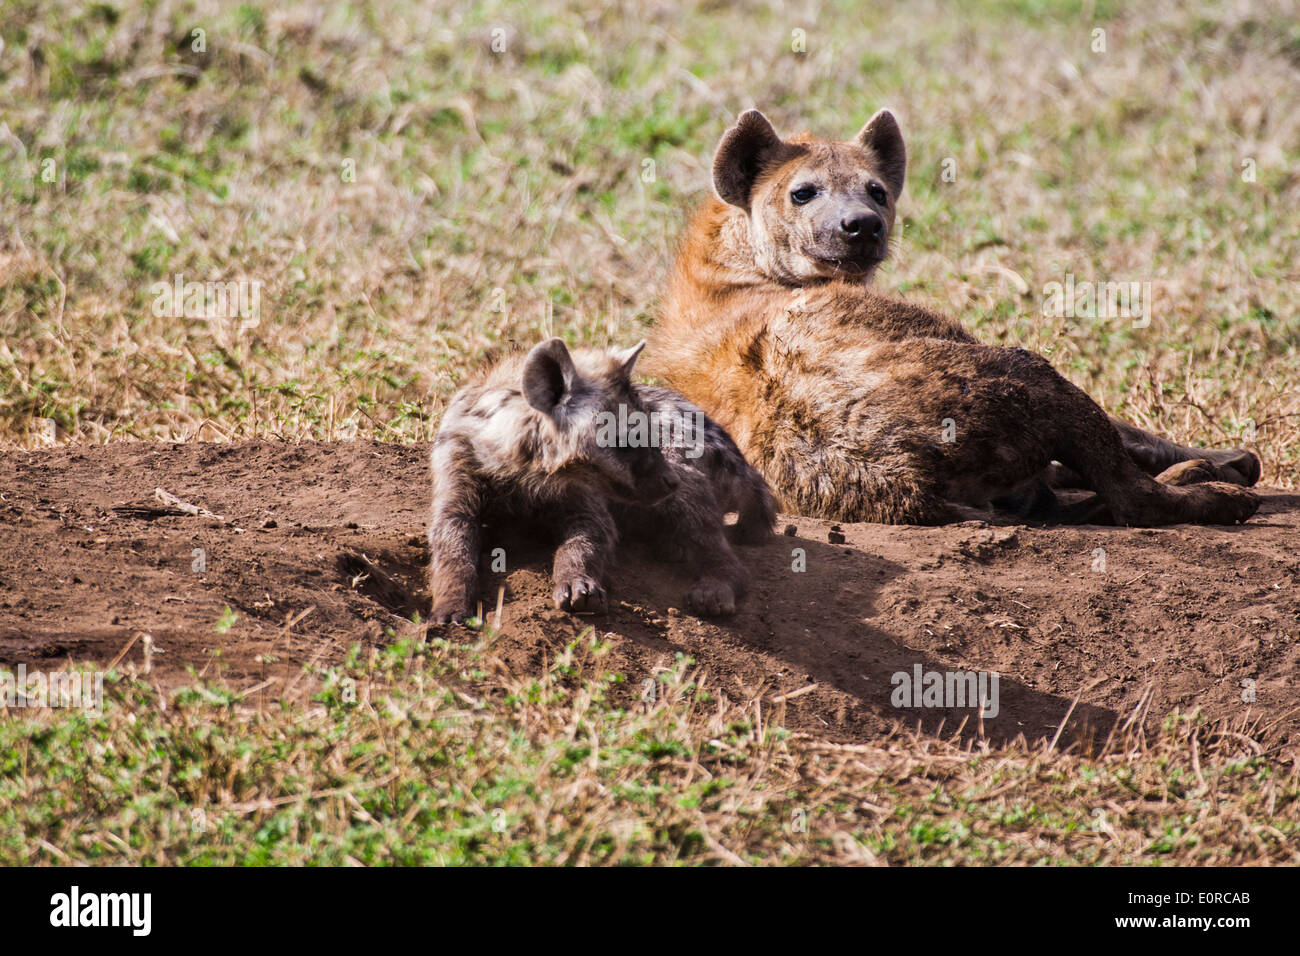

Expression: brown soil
xmin=3 ymin=440 xmax=1297 ymax=753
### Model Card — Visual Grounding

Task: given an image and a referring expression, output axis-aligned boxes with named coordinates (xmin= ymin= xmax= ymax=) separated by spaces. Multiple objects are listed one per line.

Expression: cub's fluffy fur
xmin=428 ymin=338 xmax=774 ymax=624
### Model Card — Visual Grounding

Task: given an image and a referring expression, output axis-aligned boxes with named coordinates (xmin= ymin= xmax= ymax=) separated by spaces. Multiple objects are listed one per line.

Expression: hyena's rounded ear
xmin=713 ymin=110 xmax=784 ymax=210
xmin=523 ymin=337 xmax=579 ymax=416
xmin=612 ymin=339 xmax=646 ymax=378
xmin=854 ymin=109 xmax=906 ymax=198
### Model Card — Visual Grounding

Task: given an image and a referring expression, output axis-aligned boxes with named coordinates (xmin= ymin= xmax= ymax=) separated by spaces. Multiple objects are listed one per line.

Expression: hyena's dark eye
xmin=790 ymin=186 xmax=818 ymax=205
xmin=867 ymin=182 xmax=887 ymax=204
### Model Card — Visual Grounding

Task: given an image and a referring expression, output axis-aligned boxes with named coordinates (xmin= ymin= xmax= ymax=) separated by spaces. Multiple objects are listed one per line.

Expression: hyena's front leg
xmin=428 ymin=437 xmax=484 ymax=625
xmin=551 ymin=500 xmax=618 ymax=613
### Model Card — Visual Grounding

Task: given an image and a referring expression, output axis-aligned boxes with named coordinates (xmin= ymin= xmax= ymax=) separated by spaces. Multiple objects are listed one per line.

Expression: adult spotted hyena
xmin=647 ymin=108 xmax=1261 ymax=526
xmin=428 ymin=338 xmax=774 ymax=624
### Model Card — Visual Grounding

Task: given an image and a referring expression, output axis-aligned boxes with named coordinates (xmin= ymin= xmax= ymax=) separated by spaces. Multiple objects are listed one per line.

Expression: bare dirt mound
xmin=2 ymin=441 xmax=1297 ymax=753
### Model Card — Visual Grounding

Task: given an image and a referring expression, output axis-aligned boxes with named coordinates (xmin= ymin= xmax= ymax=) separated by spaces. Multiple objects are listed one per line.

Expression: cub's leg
xmin=428 ymin=436 xmax=485 ymax=625
xmin=699 ymin=434 xmax=777 ymax=545
xmin=684 ymin=534 xmax=748 ymax=616
xmin=650 ymin=474 xmax=750 ymax=616
xmin=637 ymin=385 xmax=777 ymax=544
xmin=551 ymin=499 xmax=618 ymax=613
xmin=729 ymin=483 xmax=778 ymax=545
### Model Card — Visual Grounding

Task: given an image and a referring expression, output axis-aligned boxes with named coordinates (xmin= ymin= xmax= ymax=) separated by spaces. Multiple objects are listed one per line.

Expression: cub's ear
xmin=612 ymin=339 xmax=646 ymax=379
xmin=523 ymin=337 xmax=580 ymax=417
xmin=713 ymin=110 xmax=784 ymax=210
xmin=854 ymin=108 xmax=906 ymax=198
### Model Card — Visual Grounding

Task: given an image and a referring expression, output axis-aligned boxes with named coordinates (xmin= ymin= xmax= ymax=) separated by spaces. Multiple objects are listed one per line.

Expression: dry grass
xmin=1 ymin=0 xmax=1297 ymax=479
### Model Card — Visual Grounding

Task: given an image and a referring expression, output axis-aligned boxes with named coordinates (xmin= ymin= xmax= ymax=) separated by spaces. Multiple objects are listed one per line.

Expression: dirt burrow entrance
xmin=2 ymin=441 xmax=1297 ymax=753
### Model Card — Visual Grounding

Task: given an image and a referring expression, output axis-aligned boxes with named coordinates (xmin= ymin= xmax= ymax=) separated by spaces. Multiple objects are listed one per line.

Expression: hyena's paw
xmin=429 ymin=601 xmax=472 ymax=626
xmin=1158 ymin=456 xmax=1261 ymax=488
xmin=553 ymin=575 xmax=607 ymax=613
xmin=685 ymin=577 xmax=737 ymax=617
xmin=726 ymin=517 xmax=774 ymax=546
xmin=1156 ymin=459 xmax=1218 ymax=486
xmin=1174 ymin=482 xmax=1261 ymax=525
xmin=1200 ymin=448 xmax=1262 ymax=487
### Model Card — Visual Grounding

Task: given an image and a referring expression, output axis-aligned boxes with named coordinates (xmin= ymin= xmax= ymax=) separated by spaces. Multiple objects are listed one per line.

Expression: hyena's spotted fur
xmin=428 ymin=338 xmax=774 ymax=624
xmin=648 ymin=109 xmax=1261 ymax=527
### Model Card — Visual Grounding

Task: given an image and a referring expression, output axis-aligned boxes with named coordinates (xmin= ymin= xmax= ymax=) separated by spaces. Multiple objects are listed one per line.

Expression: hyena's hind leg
xmin=1043 ymin=418 xmax=1260 ymax=492
xmin=648 ymin=474 xmax=751 ymax=616
xmin=729 ymin=483 xmax=777 ymax=545
xmin=711 ymin=452 xmax=778 ymax=545
xmin=1048 ymin=377 xmax=1260 ymax=527
xmin=1003 ymin=459 xmax=1256 ymax=527
xmin=1108 ymin=415 xmax=1260 ymax=486
xmin=988 ymin=475 xmax=1115 ymax=525
xmin=1097 ymin=416 xmax=1258 ymax=486
xmin=428 ymin=437 xmax=485 ymax=625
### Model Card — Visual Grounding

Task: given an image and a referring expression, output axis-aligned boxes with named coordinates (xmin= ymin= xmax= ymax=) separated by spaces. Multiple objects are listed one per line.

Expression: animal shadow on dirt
xmin=337 ymin=549 xmax=428 ymax=621
xmin=340 ymin=523 xmax=1118 ymax=750
xmin=687 ymin=533 xmax=1117 ymax=749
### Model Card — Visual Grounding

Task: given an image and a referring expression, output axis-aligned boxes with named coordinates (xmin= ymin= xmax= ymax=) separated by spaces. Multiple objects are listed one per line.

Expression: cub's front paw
xmin=685 ymin=577 xmax=737 ymax=617
xmin=553 ymin=575 xmax=607 ymax=613
xmin=429 ymin=601 xmax=472 ymax=626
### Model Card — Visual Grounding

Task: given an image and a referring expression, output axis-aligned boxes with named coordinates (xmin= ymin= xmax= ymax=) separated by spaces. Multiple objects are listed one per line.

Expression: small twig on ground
xmin=153 ymin=487 xmax=226 ymax=521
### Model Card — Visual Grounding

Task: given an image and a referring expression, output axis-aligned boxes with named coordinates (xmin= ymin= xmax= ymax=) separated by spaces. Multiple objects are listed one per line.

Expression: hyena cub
xmin=428 ymin=337 xmax=775 ymax=625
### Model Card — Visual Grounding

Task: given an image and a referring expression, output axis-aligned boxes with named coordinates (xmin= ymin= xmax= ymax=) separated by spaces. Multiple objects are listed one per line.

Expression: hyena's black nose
xmin=840 ymin=212 xmax=883 ymax=240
